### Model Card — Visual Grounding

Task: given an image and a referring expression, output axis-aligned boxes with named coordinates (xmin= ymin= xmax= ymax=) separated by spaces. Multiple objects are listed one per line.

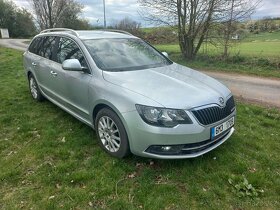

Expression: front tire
xmin=28 ymin=74 xmax=44 ymax=101
xmin=95 ymin=108 xmax=130 ymax=158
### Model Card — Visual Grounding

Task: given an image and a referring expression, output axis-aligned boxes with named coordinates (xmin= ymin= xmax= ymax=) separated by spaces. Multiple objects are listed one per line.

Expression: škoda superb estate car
xmin=23 ymin=28 xmax=236 ymax=159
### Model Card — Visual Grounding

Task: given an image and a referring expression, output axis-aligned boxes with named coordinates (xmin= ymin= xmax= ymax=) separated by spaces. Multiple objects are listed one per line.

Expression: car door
xmin=25 ymin=36 xmax=44 ymax=84
xmin=54 ymin=37 xmax=91 ymax=121
xmin=34 ymin=36 xmax=67 ymax=103
xmin=27 ymin=36 xmax=47 ymax=91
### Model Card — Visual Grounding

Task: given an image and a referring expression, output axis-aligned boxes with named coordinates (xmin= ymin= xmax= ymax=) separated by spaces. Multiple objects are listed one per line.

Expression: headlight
xmin=135 ymin=104 xmax=192 ymax=127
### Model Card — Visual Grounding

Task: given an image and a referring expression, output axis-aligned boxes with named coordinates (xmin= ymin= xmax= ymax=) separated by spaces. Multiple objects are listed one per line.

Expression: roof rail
xmin=98 ymin=29 xmax=133 ymax=36
xmin=40 ymin=28 xmax=79 ymax=37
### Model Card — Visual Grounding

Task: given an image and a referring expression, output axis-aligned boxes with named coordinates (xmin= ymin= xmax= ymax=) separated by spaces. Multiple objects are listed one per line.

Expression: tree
xmin=218 ymin=0 xmax=259 ymax=58
xmin=259 ymin=17 xmax=277 ymax=32
xmin=139 ymin=0 xmax=259 ymax=60
xmin=13 ymin=9 xmax=37 ymax=37
xmin=0 ymin=0 xmax=14 ymax=31
xmin=58 ymin=2 xmax=92 ymax=30
xmin=30 ymin=0 xmax=87 ymax=30
xmin=0 ymin=0 xmax=36 ymax=38
xmin=139 ymin=0 xmax=223 ymax=59
xmin=114 ymin=17 xmax=142 ymax=36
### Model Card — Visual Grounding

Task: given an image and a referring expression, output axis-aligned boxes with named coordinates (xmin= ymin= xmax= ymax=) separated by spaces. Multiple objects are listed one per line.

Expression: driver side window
xmin=56 ymin=37 xmax=88 ymax=68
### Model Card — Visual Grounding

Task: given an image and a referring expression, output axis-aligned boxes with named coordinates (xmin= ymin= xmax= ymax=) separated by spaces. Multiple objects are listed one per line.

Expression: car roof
xmin=77 ymin=30 xmax=135 ymax=40
xmin=38 ymin=28 xmax=136 ymax=40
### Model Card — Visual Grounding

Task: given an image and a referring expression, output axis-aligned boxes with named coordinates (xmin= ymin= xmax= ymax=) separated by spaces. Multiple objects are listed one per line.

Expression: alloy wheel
xmin=98 ymin=116 xmax=121 ymax=152
xmin=29 ymin=77 xmax=38 ymax=99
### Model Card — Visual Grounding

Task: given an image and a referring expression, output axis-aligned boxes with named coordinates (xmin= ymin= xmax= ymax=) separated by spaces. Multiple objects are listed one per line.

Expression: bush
xmin=231 ymin=54 xmax=246 ymax=63
xmin=0 ymin=0 xmax=36 ymax=38
xmin=143 ymin=27 xmax=178 ymax=44
xmin=257 ymin=58 xmax=271 ymax=67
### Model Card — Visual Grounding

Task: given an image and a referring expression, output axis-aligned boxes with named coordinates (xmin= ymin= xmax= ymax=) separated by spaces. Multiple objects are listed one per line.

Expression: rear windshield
xmin=83 ymin=38 xmax=172 ymax=71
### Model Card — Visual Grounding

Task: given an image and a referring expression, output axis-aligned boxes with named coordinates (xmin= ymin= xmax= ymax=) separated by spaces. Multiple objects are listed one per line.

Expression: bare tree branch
xmin=138 ymin=0 xmax=260 ymax=59
xmin=29 ymin=0 xmax=83 ymax=30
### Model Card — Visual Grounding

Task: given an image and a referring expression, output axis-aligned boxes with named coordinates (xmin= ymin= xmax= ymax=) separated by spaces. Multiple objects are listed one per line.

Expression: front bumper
xmin=122 ymin=110 xmax=236 ymax=159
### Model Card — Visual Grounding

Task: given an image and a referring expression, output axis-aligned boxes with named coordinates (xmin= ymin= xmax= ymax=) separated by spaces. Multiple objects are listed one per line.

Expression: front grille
xmin=192 ymin=96 xmax=235 ymax=125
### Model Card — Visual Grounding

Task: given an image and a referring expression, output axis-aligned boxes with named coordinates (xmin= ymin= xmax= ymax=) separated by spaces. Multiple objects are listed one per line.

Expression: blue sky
xmin=12 ymin=0 xmax=280 ymax=27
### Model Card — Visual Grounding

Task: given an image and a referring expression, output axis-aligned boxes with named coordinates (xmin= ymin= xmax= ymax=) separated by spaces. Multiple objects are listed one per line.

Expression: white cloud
xmin=80 ymin=0 xmax=142 ymax=26
xmin=11 ymin=0 xmax=280 ymax=27
xmin=250 ymin=0 xmax=280 ymax=19
xmin=12 ymin=0 xmax=30 ymax=7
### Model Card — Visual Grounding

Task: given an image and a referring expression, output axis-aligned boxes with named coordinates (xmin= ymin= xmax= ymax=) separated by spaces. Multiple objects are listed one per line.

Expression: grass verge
xmin=156 ymin=44 xmax=280 ymax=78
xmin=1 ymin=47 xmax=280 ymax=209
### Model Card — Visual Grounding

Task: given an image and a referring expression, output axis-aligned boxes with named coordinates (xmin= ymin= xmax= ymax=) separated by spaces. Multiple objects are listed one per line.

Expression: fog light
xmin=146 ymin=145 xmax=183 ymax=155
xmin=162 ymin=146 xmax=172 ymax=151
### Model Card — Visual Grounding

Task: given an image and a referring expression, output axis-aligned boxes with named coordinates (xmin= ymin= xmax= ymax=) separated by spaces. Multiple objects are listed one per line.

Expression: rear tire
xmin=95 ymin=108 xmax=130 ymax=158
xmin=28 ymin=74 xmax=44 ymax=102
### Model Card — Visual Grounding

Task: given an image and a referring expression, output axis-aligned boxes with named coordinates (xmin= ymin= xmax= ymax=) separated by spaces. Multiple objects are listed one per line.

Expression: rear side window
xmin=56 ymin=37 xmax=88 ymax=68
xmin=28 ymin=37 xmax=42 ymax=54
xmin=37 ymin=36 xmax=57 ymax=60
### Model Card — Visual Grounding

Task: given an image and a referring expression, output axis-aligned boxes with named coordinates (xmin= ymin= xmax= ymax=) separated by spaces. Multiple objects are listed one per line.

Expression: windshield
xmin=83 ymin=38 xmax=172 ymax=71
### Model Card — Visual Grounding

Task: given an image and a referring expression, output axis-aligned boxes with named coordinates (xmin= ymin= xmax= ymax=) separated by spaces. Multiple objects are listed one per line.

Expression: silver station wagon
xmin=23 ymin=28 xmax=236 ymax=159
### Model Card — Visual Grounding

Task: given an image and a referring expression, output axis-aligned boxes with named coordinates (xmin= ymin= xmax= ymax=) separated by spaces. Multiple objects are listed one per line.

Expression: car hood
xmin=102 ymin=63 xmax=231 ymax=109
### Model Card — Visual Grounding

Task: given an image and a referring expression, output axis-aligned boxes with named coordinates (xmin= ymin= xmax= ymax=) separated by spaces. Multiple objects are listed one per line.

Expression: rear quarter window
xmin=28 ymin=37 xmax=42 ymax=55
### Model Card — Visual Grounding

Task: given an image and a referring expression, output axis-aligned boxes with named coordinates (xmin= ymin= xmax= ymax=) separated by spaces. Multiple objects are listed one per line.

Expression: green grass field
xmin=1 ymin=47 xmax=280 ymax=209
xmin=155 ymin=30 xmax=280 ymax=57
xmin=155 ymin=34 xmax=280 ymax=78
xmin=162 ymin=53 xmax=280 ymax=78
xmin=156 ymin=41 xmax=280 ymax=58
xmin=153 ymin=30 xmax=280 ymax=78
xmin=244 ymin=31 xmax=280 ymax=42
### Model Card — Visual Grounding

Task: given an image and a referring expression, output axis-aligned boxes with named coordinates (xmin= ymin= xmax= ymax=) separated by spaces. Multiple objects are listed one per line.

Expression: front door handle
xmin=32 ymin=62 xmax=37 ymax=66
xmin=50 ymin=71 xmax=58 ymax=76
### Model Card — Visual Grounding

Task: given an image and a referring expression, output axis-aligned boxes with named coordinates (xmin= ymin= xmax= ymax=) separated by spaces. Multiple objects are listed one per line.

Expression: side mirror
xmin=62 ymin=59 xmax=84 ymax=72
xmin=162 ymin=52 xmax=169 ymax=58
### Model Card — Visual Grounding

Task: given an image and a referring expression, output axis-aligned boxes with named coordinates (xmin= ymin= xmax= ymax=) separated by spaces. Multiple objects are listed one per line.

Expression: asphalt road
xmin=0 ymin=38 xmax=29 ymax=51
xmin=1 ymin=39 xmax=279 ymax=109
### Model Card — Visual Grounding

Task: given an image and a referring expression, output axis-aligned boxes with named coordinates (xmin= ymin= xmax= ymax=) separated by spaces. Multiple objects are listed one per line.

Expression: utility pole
xmin=103 ymin=0 xmax=106 ymax=28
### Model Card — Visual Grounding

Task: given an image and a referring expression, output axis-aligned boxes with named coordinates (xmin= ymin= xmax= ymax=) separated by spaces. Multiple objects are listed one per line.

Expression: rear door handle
xmin=50 ymin=71 xmax=58 ymax=76
xmin=32 ymin=62 xmax=37 ymax=66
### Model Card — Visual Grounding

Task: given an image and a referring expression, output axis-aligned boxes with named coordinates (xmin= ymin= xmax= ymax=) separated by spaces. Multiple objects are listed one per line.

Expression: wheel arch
xmin=92 ymin=101 xmax=124 ymax=126
xmin=92 ymin=103 xmax=112 ymax=124
xmin=27 ymin=71 xmax=32 ymax=78
xmin=91 ymin=100 xmax=132 ymax=144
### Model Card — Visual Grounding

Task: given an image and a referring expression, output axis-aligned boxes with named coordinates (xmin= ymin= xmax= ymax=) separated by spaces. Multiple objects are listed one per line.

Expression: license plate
xmin=211 ymin=117 xmax=234 ymax=139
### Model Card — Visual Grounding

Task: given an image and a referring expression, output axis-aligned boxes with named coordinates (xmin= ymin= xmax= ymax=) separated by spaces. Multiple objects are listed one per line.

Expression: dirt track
xmin=202 ymin=71 xmax=280 ymax=109
xmin=1 ymin=39 xmax=279 ymax=109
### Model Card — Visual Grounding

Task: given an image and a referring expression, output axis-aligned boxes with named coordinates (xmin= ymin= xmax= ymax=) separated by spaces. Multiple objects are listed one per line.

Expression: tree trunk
xmin=47 ymin=0 xmax=53 ymax=28
xmin=223 ymin=38 xmax=229 ymax=58
xmin=179 ymin=32 xmax=194 ymax=60
xmin=223 ymin=0 xmax=235 ymax=59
